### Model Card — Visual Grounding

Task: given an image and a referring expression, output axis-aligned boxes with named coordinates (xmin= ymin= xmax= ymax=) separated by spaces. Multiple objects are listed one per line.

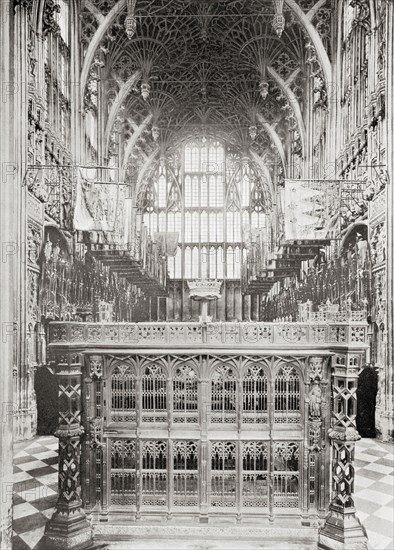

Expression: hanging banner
xmin=73 ymin=167 xmax=119 ymax=232
xmin=283 ymin=179 xmax=341 ymax=241
xmin=154 ymin=232 xmax=179 ymax=256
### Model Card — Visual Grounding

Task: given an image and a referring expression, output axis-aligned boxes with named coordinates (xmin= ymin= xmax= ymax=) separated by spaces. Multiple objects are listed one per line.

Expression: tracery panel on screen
xmin=141 ymin=137 xmax=270 ymax=282
xmin=90 ymin=354 xmax=314 ymax=517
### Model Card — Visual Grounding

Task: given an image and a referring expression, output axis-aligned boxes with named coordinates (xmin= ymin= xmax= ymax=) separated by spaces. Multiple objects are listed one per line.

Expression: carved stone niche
xmin=309 ymin=382 xmax=323 ymax=419
xmin=307 ymin=357 xmax=326 ymax=425
xmin=27 ymin=220 xmax=42 ymax=268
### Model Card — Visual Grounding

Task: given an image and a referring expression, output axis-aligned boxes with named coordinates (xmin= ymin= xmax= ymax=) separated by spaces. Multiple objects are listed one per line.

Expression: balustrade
xmin=48 ymin=314 xmax=367 ymax=350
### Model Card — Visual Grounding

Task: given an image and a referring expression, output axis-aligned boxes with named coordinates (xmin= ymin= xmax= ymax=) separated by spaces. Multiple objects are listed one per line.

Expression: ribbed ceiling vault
xmin=81 ymin=0 xmax=331 ymax=186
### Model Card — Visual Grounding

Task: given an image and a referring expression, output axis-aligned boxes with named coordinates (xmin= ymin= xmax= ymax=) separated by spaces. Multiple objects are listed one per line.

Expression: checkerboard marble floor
xmin=11 ymin=436 xmax=394 ymax=550
xmin=12 ymin=436 xmax=59 ymax=550
xmin=353 ymin=438 xmax=394 ymax=550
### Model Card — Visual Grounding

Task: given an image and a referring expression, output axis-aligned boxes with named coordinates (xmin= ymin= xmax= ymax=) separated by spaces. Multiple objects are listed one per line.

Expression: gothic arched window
xmin=111 ymin=363 xmax=136 ymax=423
xmin=110 ymin=439 xmax=136 ymax=505
xmin=141 ymin=363 xmax=167 ymax=423
xmin=210 ymin=441 xmax=237 ymax=507
xmin=141 ymin=440 xmax=167 ymax=506
xmin=211 ymin=365 xmax=237 ymax=423
xmin=173 ymin=364 xmax=198 ymax=423
xmin=141 ymin=137 xmax=269 ymax=283
xmin=242 ymin=365 xmax=268 ymax=424
xmin=242 ymin=441 xmax=268 ymax=507
xmin=274 ymin=366 xmax=301 ymax=423
xmin=173 ymin=441 xmax=199 ymax=506
xmin=273 ymin=442 xmax=300 ymax=507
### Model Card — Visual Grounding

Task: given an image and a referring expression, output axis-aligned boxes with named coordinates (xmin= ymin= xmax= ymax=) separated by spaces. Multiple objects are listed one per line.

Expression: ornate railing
xmin=48 ymin=314 xmax=368 ymax=349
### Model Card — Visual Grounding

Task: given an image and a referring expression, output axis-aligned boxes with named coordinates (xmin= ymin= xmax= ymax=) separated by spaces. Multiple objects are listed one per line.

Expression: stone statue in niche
xmin=356 ymin=233 xmax=368 ymax=268
xmin=309 ymin=381 xmax=322 ymax=418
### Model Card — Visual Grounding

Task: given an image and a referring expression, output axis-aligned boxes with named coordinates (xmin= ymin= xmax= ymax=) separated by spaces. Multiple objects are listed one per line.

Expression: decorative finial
xmin=125 ymin=0 xmax=137 ymax=39
xmin=141 ymin=81 xmax=150 ymax=100
xmin=248 ymin=125 xmax=257 ymax=141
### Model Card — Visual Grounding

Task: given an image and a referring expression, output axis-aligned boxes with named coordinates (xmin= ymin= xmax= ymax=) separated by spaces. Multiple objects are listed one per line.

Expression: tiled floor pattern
xmin=12 ymin=437 xmax=58 ymax=550
xmin=11 ymin=437 xmax=394 ymax=549
xmin=353 ymin=438 xmax=394 ymax=550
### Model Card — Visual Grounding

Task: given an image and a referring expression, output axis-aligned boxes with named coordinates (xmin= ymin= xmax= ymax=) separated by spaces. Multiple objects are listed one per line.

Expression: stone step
xmin=94 ymin=524 xmax=318 ymax=550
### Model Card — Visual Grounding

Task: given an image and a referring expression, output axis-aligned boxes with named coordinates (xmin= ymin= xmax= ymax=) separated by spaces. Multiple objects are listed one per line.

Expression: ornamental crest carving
xmin=89 ymin=355 xmax=103 ymax=379
xmin=308 ymin=357 xmax=324 ymax=381
xmin=89 ymin=417 xmax=104 ymax=450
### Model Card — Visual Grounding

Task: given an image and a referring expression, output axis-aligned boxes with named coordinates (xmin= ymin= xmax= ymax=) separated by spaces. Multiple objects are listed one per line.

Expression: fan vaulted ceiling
xmin=81 ymin=0 xmax=331 ymax=179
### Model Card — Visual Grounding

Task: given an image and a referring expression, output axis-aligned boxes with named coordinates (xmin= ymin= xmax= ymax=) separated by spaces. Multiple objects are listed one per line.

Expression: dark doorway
xmin=35 ymin=365 xmax=59 ymax=435
xmin=357 ymin=366 xmax=378 ymax=438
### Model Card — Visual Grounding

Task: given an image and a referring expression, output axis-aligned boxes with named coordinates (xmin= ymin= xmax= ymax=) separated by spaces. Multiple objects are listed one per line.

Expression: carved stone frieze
xmin=349 ymin=0 xmax=371 ymax=32
xmin=27 ymin=270 xmax=39 ymax=326
xmin=370 ymin=222 xmax=386 ymax=266
xmin=13 ymin=0 xmax=33 ymax=11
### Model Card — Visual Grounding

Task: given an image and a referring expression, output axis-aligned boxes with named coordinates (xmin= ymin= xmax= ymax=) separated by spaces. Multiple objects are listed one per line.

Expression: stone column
xmin=199 ymin=358 xmax=209 ymax=521
xmin=318 ymin=353 xmax=368 ymax=550
xmin=44 ymin=352 xmax=94 ymax=549
xmin=0 ymin=0 xmax=16 ymax=547
xmin=381 ymin=0 xmax=394 ymax=441
xmin=13 ymin=0 xmax=38 ymax=442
